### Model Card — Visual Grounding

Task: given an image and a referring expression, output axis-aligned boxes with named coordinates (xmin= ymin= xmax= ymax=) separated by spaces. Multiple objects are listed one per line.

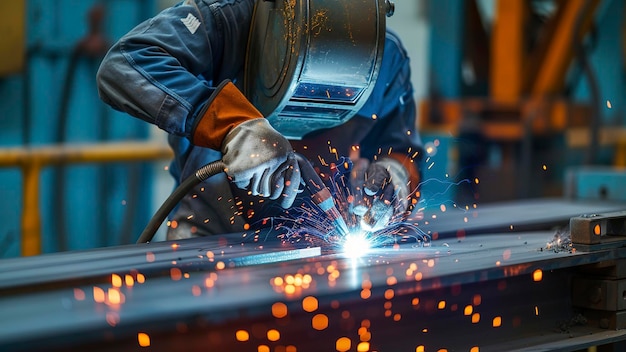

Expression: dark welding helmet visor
xmin=244 ymin=0 xmax=394 ymax=139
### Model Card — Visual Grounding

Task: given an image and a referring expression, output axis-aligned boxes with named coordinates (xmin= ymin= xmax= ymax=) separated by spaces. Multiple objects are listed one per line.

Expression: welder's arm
xmin=192 ymin=80 xmax=301 ymax=208
xmin=351 ymin=155 xmax=420 ymax=232
xmin=96 ymin=1 xmax=253 ymax=137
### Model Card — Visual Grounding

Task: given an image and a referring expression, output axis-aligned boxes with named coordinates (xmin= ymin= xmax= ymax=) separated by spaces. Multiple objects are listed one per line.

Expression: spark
xmin=312 ymin=314 xmax=329 ymax=330
xmin=267 ymin=329 xmax=280 ymax=342
xmin=137 ymin=333 xmax=150 ymax=347
xmin=341 ymin=232 xmax=373 ymax=258
xmin=424 ymin=142 xmax=437 ymax=156
xmin=493 ymin=316 xmax=502 ymax=327
xmin=302 ymin=296 xmax=319 ymax=312
xmin=272 ymin=302 xmax=288 ymax=318
xmin=235 ymin=330 xmax=250 ymax=342
xmin=239 ymin=151 xmax=431 ymax=254
xmin=73 ymin=288 xmax=85 ymax=301
xmin=532 ymin=269 xmax=543 ymax=282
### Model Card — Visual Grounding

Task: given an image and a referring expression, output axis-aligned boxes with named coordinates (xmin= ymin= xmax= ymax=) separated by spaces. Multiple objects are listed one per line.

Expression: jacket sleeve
xmin=96 ymin=0 xmax=253 ymax=138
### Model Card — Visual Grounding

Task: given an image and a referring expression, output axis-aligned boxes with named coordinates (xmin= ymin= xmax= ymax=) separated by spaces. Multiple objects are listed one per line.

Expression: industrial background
xmin=3 ymin=1 xmax=626 ymax=351
xmin=0 ymin=0 xmax=624 ymax=258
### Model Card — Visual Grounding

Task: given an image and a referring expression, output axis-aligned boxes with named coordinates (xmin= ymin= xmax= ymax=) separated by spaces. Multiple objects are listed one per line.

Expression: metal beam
xmin=2 ymin=205 xmax=626 ymax=351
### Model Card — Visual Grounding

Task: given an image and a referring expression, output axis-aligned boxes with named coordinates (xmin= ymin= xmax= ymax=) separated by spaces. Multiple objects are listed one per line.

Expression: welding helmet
xmin=244 ymin=0 xmax=395 ymax=139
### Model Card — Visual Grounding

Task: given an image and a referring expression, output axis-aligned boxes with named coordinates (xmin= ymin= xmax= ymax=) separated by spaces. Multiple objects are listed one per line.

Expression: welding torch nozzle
xmin=310 ymin=188 xmax=350 ymax=237
xmin=294 ymin=153 xmax=350 ymax=237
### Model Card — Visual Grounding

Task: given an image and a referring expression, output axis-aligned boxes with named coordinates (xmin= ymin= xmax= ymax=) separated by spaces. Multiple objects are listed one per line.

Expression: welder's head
xmin=244 ymin=0 xmax=394 ymax=139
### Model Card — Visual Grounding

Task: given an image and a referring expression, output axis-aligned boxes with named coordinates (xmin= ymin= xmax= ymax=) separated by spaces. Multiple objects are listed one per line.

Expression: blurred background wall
xmin=0 ymin=0 xmax=164 ymax=257
xmin=0 ymin=0 xmax=624 ymax=258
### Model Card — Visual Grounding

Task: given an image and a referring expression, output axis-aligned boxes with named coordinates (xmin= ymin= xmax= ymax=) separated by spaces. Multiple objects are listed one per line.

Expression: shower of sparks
xmin=341 ymin=231 xmax=373 ymax=258
xmin=254 ymin=152 xmax=432 ymax=253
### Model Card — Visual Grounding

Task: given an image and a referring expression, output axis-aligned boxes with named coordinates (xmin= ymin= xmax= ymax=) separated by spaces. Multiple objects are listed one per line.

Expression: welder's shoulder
xmin=354 ymin=29 xmax=413 ymax=119
xmin=183 ymin=0 xmax=255 ymax=12
xmin=384 ymin=29 xmax=410 ymax=64
xmin=179 ymin=0 xmax=255 ymax=36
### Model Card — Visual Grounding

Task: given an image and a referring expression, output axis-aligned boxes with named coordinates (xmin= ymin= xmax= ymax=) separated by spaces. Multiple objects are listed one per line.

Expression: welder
xmin=96 ymin=0 xmax=423 ymax=240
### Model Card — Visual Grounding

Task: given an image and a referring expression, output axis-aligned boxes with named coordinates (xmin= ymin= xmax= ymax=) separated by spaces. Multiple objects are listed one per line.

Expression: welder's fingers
xmin=268 ymin=155 xmax=295 ymax=199
xmin=379 ymin=181 xmax=396 ymax=204
xmin=230 ymin=167 xmax=256 ymax=193
xmin=245 ymin=170 xmax=261 ymax=196
xmin=277 ymin=156 xmax=300 ymax=209
xmin=233 ymin=176 xmax=251 ymax=191
xmin=269 ymin=168 xmax=287 ymax=201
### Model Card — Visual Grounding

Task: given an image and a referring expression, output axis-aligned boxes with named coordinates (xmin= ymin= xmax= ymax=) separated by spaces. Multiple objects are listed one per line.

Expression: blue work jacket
xmin=97 ymin=0 xmax=422 ymax=237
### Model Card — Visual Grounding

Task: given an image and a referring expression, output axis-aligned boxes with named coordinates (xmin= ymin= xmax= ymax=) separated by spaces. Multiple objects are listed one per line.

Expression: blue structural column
xmin=419 ymin=0 xmax=467 ymax=210
xmin=573 ymin=0 xmax=624 ymax=123
xmin=0 ymin=77 xmax=25 ymax=257
xmin=427 ymin=0 xmax=466 ymax=99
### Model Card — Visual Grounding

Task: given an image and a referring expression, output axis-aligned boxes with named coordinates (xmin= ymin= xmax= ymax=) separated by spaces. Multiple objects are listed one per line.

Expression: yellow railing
xmin=0 ymin=141 xmax=173 ymax=256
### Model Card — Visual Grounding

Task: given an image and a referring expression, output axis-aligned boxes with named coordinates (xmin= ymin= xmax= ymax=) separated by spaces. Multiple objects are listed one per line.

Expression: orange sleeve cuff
xmin=191 ymin=80 xmax=263 ymax=150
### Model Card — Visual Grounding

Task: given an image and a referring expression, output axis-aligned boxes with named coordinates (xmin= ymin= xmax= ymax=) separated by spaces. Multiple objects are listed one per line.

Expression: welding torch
xmin=295 ymin=154 xmax=350 ymax=238
xmin=137 ymin=153 xmax=349 ymax=243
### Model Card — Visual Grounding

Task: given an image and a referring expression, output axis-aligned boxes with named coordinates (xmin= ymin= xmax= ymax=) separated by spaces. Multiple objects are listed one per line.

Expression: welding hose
xmin=136 ymin=154 xmax=308 ymax=243
xmin=137 ymin=153 xmax=346 ymax=243
xmin=136 ymin=160 xmax=226 ymax=244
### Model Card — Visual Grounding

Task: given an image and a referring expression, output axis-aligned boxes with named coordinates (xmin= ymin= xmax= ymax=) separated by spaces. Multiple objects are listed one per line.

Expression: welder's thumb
xmin=191 ymin=79 xmax=300 ymax=208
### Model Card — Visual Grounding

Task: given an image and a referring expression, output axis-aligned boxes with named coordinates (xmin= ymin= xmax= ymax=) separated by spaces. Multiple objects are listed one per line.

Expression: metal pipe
xmin=0 ymin=141 xmax=173 ymax=167
xmin=136 ymin=160 xmax=226 ymax=244
xmin=0 ymin=141 xmax=173 ymax=256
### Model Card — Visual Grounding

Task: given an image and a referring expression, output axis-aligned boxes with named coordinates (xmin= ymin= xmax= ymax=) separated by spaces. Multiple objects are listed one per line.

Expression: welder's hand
xmin=222 ymin=119 xmax=300 ymax=208
xmin=191 ymin=79 xmax=300 ymax=208
xmin=350 ymin=158 xmax=410 ymax=232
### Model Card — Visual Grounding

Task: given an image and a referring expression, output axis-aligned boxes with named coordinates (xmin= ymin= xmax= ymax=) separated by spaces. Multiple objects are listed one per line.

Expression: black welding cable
xmin=136 ymin=160 xmax=226 ymax=244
